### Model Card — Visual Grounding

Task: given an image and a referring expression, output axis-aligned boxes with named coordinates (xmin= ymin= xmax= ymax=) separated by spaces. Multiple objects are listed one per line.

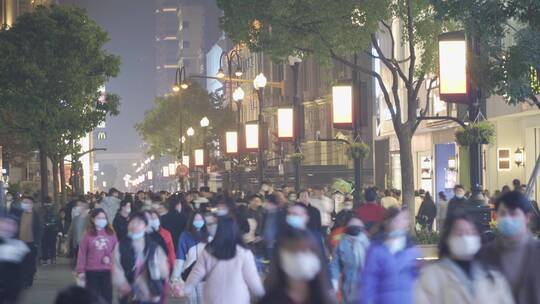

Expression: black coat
xmin=113 ymin=213 xmax=129 ymax=241
xmin=160 ymin=210 xmax=188 ymax=250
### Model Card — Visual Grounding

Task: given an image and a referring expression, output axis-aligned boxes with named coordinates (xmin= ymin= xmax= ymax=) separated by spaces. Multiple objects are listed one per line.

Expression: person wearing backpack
xmin=113 ymin=212 xmax=169 ymax=304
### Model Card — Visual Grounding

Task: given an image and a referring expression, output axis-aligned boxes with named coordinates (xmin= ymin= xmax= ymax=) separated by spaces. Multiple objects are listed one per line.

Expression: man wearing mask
xmin=67 ymin=201 xmax=89 ymax=266
xmin=100 ymin=188 xmax=121 ymax=220
xmin=479 ymin=191 xmax=540 ymax=304
xmin=13 ymin=197 xmax=42 ymax=288
xmin=447 ymin=184 xmax=469 ymax=218
xmin=0 ymin=215 xmax=30 ymax=302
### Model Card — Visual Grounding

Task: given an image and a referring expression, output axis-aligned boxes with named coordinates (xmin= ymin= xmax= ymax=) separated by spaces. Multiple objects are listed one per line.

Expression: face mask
xmin=280 ymin=250 xmax=321 ymax=281
xmin=128 ymin=230 xmax=145 ymax=240
xmin=6 ymin=196 xmax=13 ymax=203
xmin=497 ymin=216 xmax=525 ymax=237
xmin=448 ymin=235 xmax=480 ymax=260
xmin=150 ymin=219 xmax=160 ymax=231
xmin=387 ymin=229 xmax=408 ymax=239
xmin=216 ymin=209 xmax=228 ymax=217
xmin=95 ymin=219 xmax=108 ymax=229
xmin=21 ymin=203 xmax=32 ymax=212
xmin=144 ymin=200 xmax=152 ymax=206
xmin=124 ymin=207 xmax=132 ymax=214
xmin=343 ymin=204 xmax=353 ymax=210
xmin=385 ymin=236 xmax=406 ymax=254
xmin=286 ymin=215 xmax=306 ymax=230
xmin=289 ymin=195 xmax=297 ymax=202
xmin=72 ymin=207 xmax=81 ymax=217
xmin=455 ymin=192 xmax=464 ymax=199
xmin=207 ymin=224 xmax=217 ymax=236
xmin=193 ymin=219 xmax=205 ymax=230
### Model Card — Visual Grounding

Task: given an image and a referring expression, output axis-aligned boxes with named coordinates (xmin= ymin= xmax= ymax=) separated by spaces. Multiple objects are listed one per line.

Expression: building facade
xmin=155 ymin=0 xmax=180 ymax=97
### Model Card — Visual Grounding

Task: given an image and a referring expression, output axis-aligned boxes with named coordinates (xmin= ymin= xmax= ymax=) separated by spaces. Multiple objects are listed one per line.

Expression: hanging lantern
xmin=332 ymin=84 xmax=353 ymax=129
xmin=225 ymin=131 xmax=239 ymax=154
xmin=277 ymin=108 xmax=294 ymax=141
xmin=438 ymin=31 xmax=468 ymax=103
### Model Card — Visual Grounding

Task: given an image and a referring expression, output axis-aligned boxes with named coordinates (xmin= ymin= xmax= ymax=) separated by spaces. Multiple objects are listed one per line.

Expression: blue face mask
xmin=497 ymin=216 xmax=525 ymax=237
xmin=95 ymin=219 xmax=107 ymax=229
xmin=216 ymin=209 xmax=228 ymax=217
xmin=193 ymin=220 xmax=205 ymax=230
xmin=128 ymin=230 xmax=145 ymax=240
xmin=286 ymin=215 xmax=306 ymax=229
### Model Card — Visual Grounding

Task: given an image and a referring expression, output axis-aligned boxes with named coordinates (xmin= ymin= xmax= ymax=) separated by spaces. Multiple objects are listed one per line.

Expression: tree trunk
xmin=38 ymin=143 xmax=49 ymax=203
xmin=397 ymin=126 xmax=416 ymax=228
xmin=52 ymin=157 xmax=59 ymax=204
xmin=59 ymin=156 xmax=67 ymax=205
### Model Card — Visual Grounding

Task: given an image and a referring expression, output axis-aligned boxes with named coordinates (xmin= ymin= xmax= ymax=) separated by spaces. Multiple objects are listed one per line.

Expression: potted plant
xmin=288 ymin=152 xmax=304 ymax=163
xmin=415 ymin=229 xmax=440 ymax=259
xmin=347 ymin=142 xmax=370 ymax=160
xmin=455 ymin=121 xmax=496 ymax=146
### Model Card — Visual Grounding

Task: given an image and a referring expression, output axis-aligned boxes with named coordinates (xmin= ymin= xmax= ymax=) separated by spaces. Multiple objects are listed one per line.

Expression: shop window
xmin=497 ymin=148 xmax=511 ymax=171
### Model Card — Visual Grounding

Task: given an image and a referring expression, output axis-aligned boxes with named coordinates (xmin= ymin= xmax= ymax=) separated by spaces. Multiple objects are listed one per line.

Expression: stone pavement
xmin=19 ymin=258 xmax=182 ymax=304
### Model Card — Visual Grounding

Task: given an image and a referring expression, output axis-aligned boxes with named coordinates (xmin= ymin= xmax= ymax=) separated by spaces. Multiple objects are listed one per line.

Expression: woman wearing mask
xmin=416 ymin=213 xmax=514 ymax=304
xmin=171 ymin=211 xmax=209 ymax=303
xmin=204 ymin=212 xmax=218 ymax=238
xmin=330 ymin=218 xmax=369 ymax=304
xmin=144 ymin=210 xmax=176 ymax=272
xmin=76 ymin=208 xmax=117 ymax=304
xmin=361 ymin=207 xmax=420 ymax=304
xmin=258 ymin=227 xmax=335 ymax=304
xmin=113 ymin=212 xmax=170 ymax=304
xmin=176 ymin=216 xmax=264 ymax=304
xmin=113 ymin=199 xmax=131 ymax=241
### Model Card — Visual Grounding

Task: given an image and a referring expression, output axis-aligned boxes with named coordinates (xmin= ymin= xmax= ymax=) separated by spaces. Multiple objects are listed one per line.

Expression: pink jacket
xmin=185 ymin=246 xmax=264 ymax=304
xmin=76 ymin=229 xmax=117 ymax=273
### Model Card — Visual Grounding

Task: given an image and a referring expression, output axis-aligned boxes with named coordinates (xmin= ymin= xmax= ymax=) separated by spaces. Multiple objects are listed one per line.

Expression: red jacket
xmin=356 ymin=202 xmax=385 ymax=230
xmin=159 ymin=227 xmax=176 ymax=270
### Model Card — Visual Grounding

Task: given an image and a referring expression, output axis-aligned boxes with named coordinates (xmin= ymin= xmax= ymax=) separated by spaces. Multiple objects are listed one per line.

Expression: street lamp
xmin=218 ymin=49 xmax=243 ymax=108
xmin=173 ymin=66 xmax=189 ymax=92
xmin=187 ymin=126 xmax=194 ymax=189
xmin=225 ymin=131 xmax=239 ymax=154
xmin=200 ymin=117 xmax=210 ymax=186
xmin=332 ymin=83 xmax=354 ymax=129
xmin=288 ymin=55 xmax=303 ymax=191
xmin=233 ymin=86 xmax=245 ymax=102
xmin=232 ymin=86 xmax=245 ymax=192
xmin=277 ymin=108 xmax=294 ymax=141
xmin=186 ymin=127 xmax=195 ymax=137
xmin=253 ymin=73 xmax=267 ymax=186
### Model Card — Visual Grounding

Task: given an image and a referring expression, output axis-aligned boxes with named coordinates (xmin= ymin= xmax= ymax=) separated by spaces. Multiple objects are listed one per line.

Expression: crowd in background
xmin=0 ymin=180 xmax=539 ymax=304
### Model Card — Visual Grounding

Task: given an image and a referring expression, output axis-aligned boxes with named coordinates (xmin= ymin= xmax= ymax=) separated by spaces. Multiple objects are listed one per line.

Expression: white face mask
xmin=150 ymin=218 xmax=160 ymax=231
xmin=385 ymin=236 xmax=407 ymax=254
xmin=280 ymin=250 xmax=321 ymax=281
xmin=448 ymin=235 xmax=480 ymax=260
xmin=21 ymin=202 xmax=32 ymax=212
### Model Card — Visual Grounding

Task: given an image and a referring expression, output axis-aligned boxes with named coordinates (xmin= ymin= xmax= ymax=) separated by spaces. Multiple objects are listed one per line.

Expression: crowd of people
xmin=0 ymin=180 xmax=539 ymax=304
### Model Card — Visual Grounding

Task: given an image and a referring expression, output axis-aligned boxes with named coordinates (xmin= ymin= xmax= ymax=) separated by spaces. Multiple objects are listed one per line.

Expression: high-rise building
xmin=0 ymin=0 xmax=54 ymax=27
xmin=155 ymin=0 xmax=179 ymax=97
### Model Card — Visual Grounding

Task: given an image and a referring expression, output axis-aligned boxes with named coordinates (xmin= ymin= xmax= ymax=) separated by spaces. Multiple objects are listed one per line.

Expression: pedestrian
xmin=133 ymin=191 xmax=146 ymax=213
xmin=258 ymin=227 xmax=334 ymax=304
xmin=204 ymin=212 xmax=218 ymax=238
xmin=381 ymin=189 xmax=399 ymax=209
xmin=356 ymin=188 xmax=385 ymax=233
xmin=332 ymin=190 xmax=347 ymax=214
xmin=113 ymin=212 xmax=170 ymax=304
xmin=0 ymin=215 xmax=30 ymax=304
xmin=244 ymin=195 xmax=264 ymax=253
xmin=76 ymin=208 xmax=117 ymax=304
xmin=40 ymin=196 xmax=59 ymax=265
xmin=330 ymin=217 xmax=369 ymax=304
xmin=327 ymin=209 xmax=355 ymax=252
xmin=113 ymin=199 xmax=131 ymax=241
xmin=170 ymin=211 xmax=209 ymax=303
xmin=68 ymin=201 xmax=90 ymax=266
xmin=361 ymin=207 xmax=420 ymax=304
xmin=310 ymin=186 xmax=334 ymax=236
xmin=415 ymin=212 xmax=514 ymax=304
xmin=417 ymin=192 xmax=437 ymax=231
xmin=13 ymin=196 xmax=42 ymax=288
xmin=160 ymin=197 xmax=190 ymax=250
xmin=261 ymin=194 xmax=283 ymax=259
xmin=478 ymin=191 xmax=540 ymax=303
xmin=436 ymin=192 xmax=448 ymax=231
xmin=100 ymin=188 xmax=122 ymax=221
xmin=176 ymin=216 xmax=264 ymax=304
xmin=447 ymin=185 xmax=469 ymax=218
xmin=297 ymin=190 xmax=323 ymax=233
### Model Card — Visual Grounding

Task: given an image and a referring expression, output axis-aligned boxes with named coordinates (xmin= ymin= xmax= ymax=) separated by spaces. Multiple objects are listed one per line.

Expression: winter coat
xmin=361 ymin=239 xmax=420 ymax=304
xmin=330 ymin=232 xmax=370 ymax=304
xmin=160 ymin=210 xmax=189 ymax=250
xmin=415 ymin=258 xmax=515 ymax=304
xmin=100 ymin=196 xmax=121 ymax=221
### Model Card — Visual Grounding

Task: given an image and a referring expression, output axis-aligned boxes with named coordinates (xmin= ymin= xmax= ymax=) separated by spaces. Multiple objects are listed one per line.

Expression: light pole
xmin=173 ymin=66 xmax=188 ymax=190
xmin=187 ymin=126 xmax=195 ymax=190
xmin=217 ymin=49 xmax=243 ymax=109
xmin=288 ymin=55 xmax=302 ymax=191
xmin=254 ymin=73 xmax=267 ymax=186
xmin=200 ymin=116 xmax=210 ymax=186
xmin=233 ymin=86 xmax=245 ymax=191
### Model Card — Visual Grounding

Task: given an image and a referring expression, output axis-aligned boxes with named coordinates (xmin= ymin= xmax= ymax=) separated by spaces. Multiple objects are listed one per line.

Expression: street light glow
xmin=233 ymin=86 xmax=245 ymax=102
xmin=225 ymin=131 xmax=238 ymax=154
xmin=245 ymin=122 xmax=259 ymax=150
xmin=332 ymin=84 xmax=353 ymax=128
xmin=194 ymin=149 xmax=204 ymax=166
xmin=200 ymin=116 xmax=210 ymax=128
xmin=216 ymin=68 xmax=225 ymax=78
xmin=180 ymin=82 xmax=189 ymax=90
xmin=277 ymin=108 xmax=294 ymax=140
xmin=439 ymin=31 xmax=468 ymax=101
xmin=172 ymin=84 xmax=180 ymax=92
xmin=187 ymin=127 xmax=195 ymax=136
xmin=253 ymin=73 xmax=267 ymax=89
xmin=235 ymin=67 xmax=243 ymax=77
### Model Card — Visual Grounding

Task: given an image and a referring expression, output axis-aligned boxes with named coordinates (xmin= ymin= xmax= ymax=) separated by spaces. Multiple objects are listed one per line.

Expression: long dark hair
xmin=438 ymin=212 xmax=480 ymax=258
xmin=265 ymin=228 xmax=333 ymax=304
xmin=86 ymin=208 xmax=114 ymax=236
xmin=186 ymin=211 xmax=209 ymax=243
xmin=205 ymin=215 xmax=244 ymax=260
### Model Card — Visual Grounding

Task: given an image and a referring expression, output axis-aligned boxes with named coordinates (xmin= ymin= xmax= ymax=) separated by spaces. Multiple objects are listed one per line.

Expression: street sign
xmin=176 ymin=165 xmax=189 ymax=177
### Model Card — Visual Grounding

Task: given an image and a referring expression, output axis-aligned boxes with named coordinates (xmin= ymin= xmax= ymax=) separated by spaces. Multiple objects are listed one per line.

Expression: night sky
xmin=62 ymin=0 xmax=156 ymax=154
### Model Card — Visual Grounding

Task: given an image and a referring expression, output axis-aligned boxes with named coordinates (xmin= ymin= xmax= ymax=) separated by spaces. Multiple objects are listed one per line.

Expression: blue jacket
xmin=330 ymin=232 xmax=370 ymax=304
xmin=361 ymin=239 xmax=420 ymax=304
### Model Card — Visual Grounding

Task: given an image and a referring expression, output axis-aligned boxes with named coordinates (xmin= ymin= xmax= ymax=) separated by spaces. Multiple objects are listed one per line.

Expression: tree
xmin=136 ymin=82 xmax=235 ymax=160
xmin=0 ymin=5 xmax=121 ymax=202
xmin=218 ymin=0 xmax=447 ymax=219
xmin=431 ymin=0 xmax=540 ymax=107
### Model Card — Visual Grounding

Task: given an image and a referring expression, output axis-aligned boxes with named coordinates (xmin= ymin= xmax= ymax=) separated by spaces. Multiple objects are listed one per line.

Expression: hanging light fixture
xmin=332 ymin=83 xmax=353 ymax=129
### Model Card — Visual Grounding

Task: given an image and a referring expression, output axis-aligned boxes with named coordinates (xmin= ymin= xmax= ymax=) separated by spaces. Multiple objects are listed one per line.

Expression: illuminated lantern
xmin=194 ymin=149 xmax=205 ymax=167
xmin=163 ymin=166 xmax=170 ymax=177
xmin=225 ymin=131 xmax=239 ymax=154
xmin=438 ymin=31 xmax=468 ymax=103
xmin=245 ymin=122 xmax=259 ymax=151
xmin=147 ymin=171 xmax=153 ymax=181
xmin=182 ymin=156 xmax=190 ymax=168
xmin=277 ymin=108 xmax=294 ymax=141
xmin=332 ymin=84 xmax=353 ymax=129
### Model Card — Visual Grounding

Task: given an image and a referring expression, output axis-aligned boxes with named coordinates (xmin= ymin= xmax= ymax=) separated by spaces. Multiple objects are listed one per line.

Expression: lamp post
xmin=438 ymin=31 xmax=483 ymax=191
xmin=233 ymin=86 xmax=245 ymax=191
xmin=187 ymin=126 xmax=194 ymax=190
xmin=173 ymin=66 xmax=188 ymax=191
xmin=254 ymin=73 xmax=267 ymax=186
xmin=217 ymin=49 xmax=243 ymax=109
xmin=200 ymin=116 xmax=210 ymax=186
xmin=288 ymin=55 xmax=303 ymax=191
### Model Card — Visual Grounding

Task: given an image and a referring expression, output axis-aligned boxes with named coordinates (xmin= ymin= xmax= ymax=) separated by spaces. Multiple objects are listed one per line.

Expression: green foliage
xmin=331 ymin=178 xmax=353 ymax=194
xmin=0 ymin=5 xmax=121 ymax=157
xmin=455 ymin=121 xmax=496 ymax=146
xmin=136 ymin=83 xmax=236 ymax=158
xmin=347 ymin=142 xmax=370 ymax=160
xmin=415 ymin=229 xmax=440 ymax=245
xmin=288 ymin=152 xmax=304 ymax=163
